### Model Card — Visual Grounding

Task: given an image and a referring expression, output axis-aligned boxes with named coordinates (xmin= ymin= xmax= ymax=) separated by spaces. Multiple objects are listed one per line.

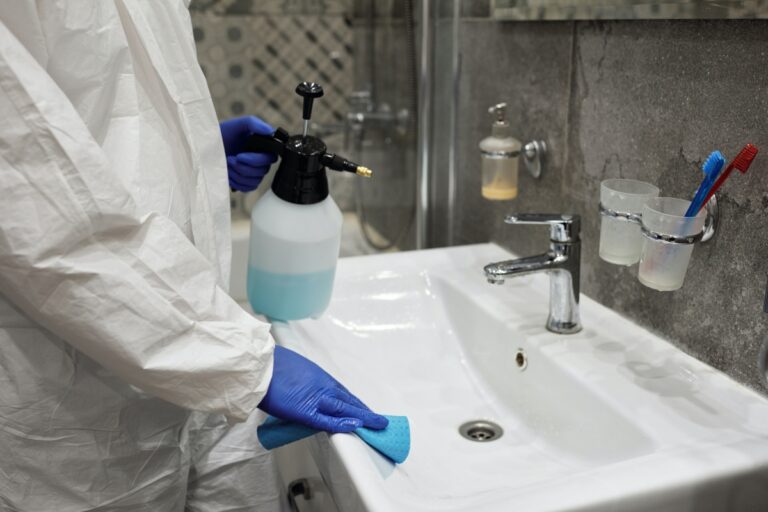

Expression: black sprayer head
xmin=244 ymin=81 xmax=372 ymax=205
xmin=296 ymin=82 xmax=324 ymax=121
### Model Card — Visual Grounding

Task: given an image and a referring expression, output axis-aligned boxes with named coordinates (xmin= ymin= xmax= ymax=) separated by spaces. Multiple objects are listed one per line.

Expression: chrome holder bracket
xmin=700 ymin=194 xmax=718 ymax=243
xmin=522 ymin=140 xmax=546 ymax=179
xmin=598 ymin=203 xmax=642 ymax=225
xmin=640 ymin=225 xmax=704 ymax=245
xmin=598 ymin=194 xmax=719 ymax=245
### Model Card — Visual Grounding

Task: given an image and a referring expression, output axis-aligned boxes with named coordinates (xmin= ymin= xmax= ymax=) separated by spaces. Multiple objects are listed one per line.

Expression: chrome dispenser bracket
xmin=523 ymin=140 xmax=546 ymax=179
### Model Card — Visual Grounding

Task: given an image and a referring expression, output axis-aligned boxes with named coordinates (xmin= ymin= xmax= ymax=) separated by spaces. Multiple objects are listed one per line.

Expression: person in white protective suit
xmin=0 ymin=2 xmax=388 ymax=511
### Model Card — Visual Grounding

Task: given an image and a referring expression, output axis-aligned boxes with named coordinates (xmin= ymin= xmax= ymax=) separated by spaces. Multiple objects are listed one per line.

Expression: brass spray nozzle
xmin=321 ymin=153 xmax=372 ymax=178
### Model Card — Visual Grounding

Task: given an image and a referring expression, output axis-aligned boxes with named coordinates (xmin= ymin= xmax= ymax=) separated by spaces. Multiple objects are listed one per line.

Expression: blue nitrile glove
xmin=258 ymin=346 xmax=389 ymax=433
xmin=220 ymin=115 xmax=278 ymax=192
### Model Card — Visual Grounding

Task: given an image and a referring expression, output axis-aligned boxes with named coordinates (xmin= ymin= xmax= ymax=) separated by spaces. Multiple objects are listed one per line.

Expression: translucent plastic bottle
xmin=248 ymin=189 xmax=342 ymax=321
xmin=479 ymin=103 xmax=521 ymax=200
xmin=243 ymin=82 xmax=370 ymax=321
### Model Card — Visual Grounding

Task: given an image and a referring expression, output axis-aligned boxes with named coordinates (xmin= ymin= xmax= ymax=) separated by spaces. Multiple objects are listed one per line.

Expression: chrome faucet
xmin=483 ymin=214 xmax=582 ymax=334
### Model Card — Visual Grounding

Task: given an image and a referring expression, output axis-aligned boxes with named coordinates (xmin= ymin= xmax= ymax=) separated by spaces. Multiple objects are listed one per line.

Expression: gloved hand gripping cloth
xmin=257 ymin=415 xmax=411 ymax=464
xmin=256 ymin=347 xmax=408 ymax=463
xmin=257 ymin=347 xmax=389 ymax=433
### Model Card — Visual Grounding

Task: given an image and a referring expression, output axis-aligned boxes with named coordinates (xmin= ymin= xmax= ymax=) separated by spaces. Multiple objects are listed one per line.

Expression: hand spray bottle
xmin=245 ymin=82 xmax=372 ymax=321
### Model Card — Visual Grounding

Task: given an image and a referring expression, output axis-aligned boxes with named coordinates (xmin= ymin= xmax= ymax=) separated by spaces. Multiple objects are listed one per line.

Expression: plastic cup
xmin=599 ymin=179 xmax=660 ymax=265
xmin=638 ymin=197 xmax=706 ymax=292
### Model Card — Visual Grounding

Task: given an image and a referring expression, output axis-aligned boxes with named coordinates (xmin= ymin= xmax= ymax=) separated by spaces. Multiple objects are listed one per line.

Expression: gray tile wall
xmin=450 ymin=18 xmax=768 ymax=393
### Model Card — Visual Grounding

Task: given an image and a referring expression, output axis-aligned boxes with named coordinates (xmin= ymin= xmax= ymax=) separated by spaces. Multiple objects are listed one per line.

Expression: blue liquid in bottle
xmin=247 ymin=266 xmax=336 ymax=321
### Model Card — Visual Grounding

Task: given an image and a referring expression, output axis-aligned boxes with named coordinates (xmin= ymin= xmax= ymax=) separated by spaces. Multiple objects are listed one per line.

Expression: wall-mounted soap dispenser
xmin=245 ymin=82 xmax=372 ymax=321
xmin=479 ymin=103 xmax=521 ymax=200
xmin=479 ymin=103 xmax=547 ymax=200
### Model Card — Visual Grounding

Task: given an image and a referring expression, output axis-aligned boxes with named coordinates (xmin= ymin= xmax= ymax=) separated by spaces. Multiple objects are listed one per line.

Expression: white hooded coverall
xmin=0 ymin=1 xmax=283 ymax=510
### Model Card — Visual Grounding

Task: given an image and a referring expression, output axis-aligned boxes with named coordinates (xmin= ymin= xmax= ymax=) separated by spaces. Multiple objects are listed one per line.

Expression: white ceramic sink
xmin=270 ymin=243 xmax=768 ymax=512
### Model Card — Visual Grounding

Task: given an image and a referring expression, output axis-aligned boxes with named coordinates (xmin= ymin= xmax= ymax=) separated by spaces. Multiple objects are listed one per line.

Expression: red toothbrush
xmin=698 ymin=143 xmax=759 ymax=212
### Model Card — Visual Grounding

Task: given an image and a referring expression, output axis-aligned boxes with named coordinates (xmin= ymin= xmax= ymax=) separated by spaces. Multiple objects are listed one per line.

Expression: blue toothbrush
xmin=685 ymin=151 xmax=725 ymax=217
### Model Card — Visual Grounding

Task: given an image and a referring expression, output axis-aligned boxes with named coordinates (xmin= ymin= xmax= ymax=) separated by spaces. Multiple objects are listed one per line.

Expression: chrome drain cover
xmin=459 ymin=420 xmax=503 ymax=442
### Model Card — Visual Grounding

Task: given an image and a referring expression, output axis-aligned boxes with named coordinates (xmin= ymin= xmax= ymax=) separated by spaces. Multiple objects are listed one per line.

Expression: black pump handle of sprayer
xmin=244 ymin=127 xmax=290 ymax=156
xmin=242 ymin=125 xmax=372 ymax=181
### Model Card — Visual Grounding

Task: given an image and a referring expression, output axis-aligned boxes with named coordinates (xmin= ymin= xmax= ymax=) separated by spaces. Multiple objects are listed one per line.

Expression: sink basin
xmin=270 ymin=243 xmax=768 ymax=511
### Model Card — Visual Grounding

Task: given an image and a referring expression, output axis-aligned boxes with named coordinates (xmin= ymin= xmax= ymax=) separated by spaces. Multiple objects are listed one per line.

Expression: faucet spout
xmin=483 ymin=214 xmax=582 ymax=334
xmin=484 ymin=252 xmax=563 ymax=283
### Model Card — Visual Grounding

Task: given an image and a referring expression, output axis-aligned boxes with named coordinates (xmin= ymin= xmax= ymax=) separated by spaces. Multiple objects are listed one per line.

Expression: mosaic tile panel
xmin=191 ymin=0 xmax=417 ymax=246
xmin=191 ymin=9 xmax=353 ymax=130
xmin=191 ymin=0 xmax=351 ymax=16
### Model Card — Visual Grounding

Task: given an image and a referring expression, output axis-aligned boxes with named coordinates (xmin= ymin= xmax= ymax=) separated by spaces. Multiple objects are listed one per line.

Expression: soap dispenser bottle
xmin=245 ymin=82 xmax=372 ymax=321
xmin=479 ymin=103 xmax=521 ymax=200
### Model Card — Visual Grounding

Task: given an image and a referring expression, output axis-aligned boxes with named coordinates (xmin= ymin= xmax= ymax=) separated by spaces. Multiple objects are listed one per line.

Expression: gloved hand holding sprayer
xmin=220 ymin=111 xmax=387 ymax=434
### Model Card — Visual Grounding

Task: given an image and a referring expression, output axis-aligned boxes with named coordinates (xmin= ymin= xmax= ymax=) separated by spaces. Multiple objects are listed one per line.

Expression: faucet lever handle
xmin=504 ymin=213 xmax=580 ymax=243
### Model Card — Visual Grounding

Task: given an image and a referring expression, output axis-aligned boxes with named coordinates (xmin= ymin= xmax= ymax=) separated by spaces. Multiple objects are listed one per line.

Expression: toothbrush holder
xmin=598 ymin=179 xmax=660 ymax=265
xmin=637 ymin=197 xmax=708 ymax=291
xmin=599 ymin=185 xmax=719 ymax=291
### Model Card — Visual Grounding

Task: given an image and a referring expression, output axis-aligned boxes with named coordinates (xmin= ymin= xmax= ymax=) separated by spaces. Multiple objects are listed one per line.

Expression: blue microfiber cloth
xmin=257 ymin=415 xmax=410 ymax=464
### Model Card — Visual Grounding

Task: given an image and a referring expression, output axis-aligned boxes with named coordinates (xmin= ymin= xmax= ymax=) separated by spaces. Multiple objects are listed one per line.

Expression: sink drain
xmin=459 ymin=421 xmax=503 ymax=442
